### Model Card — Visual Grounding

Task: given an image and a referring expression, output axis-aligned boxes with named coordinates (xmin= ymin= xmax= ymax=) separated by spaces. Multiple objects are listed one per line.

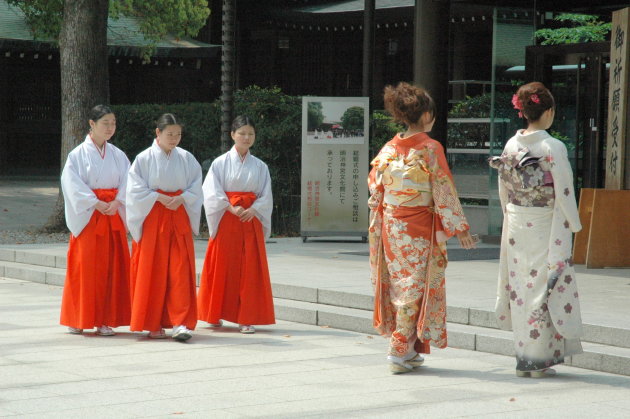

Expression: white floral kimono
xmin=490 ymin=129 xmax=583 ymax=371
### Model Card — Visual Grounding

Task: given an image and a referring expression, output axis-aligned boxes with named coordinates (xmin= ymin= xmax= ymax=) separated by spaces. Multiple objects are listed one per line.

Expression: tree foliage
xmin=307 ymin=102 xmax=324 ymax=130
xmin=341 ymin=106 xmax=364 ymax=131
xmin=7 ymin=0 xmax=211 ymax=59
xmin=535 ymin=14 xmax=612 ymax=45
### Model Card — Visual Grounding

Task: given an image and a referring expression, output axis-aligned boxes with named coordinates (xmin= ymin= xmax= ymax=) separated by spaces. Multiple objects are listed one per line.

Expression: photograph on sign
xmin=305 ymin=100 xmax=366 ymax=145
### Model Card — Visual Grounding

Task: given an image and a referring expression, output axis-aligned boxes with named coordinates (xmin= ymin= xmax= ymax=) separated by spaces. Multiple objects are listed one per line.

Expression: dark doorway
xmin=525 ymin=42 xmax=610 ymax=190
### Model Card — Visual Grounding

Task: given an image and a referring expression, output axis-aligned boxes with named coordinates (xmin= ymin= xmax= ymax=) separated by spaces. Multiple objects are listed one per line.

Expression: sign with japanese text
xmin=605 ymin=7 xmax=629 ymax=190
xmin=300 ymin=97 xmax=369 ymax=238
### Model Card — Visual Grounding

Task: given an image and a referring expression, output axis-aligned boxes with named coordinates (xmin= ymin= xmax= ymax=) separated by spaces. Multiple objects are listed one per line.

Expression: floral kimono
xmin=489 ymin=129 xmax=583 ymax=372
xmin=368 ymin=132 xmax=470 ymax=357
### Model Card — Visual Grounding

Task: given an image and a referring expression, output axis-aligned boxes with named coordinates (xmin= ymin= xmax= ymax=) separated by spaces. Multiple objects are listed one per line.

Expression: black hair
xmin=156 ymin=113 xmax=182 ymax=131
xmin=231 ymin=115 xmax=256 ymax=132
xmin=89 ymin=105 xmax=114 ymax=123
xmin=515 ymin=82 xmax=555 ymax=123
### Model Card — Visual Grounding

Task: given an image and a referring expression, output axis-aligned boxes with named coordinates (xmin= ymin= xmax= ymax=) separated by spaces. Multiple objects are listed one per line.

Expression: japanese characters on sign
xmin=606 ymin=8 xmax=629 ymax=189
xmin=300 ymin=97 xmax=369 ymax=237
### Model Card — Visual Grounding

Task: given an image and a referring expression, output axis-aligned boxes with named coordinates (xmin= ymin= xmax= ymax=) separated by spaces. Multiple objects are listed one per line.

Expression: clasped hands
xmin=228 ymin=205 xmax=256 ymax=222
xmin=156 ymin=194 xmax=185 ymax=210
xmin=95 ymin=199 xmax=122 ymax=215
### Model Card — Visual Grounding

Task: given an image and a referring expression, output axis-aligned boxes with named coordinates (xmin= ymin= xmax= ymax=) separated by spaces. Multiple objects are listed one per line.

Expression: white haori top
xmin=203 ymin=146 xmax=273 ymax=239
xmin=60 ymin=135 xmax=130 ymax=236
xmin=126 ymin=140 xmax=203 ymax=242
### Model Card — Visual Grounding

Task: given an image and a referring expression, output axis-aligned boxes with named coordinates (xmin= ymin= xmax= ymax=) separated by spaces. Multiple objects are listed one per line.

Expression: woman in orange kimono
xmin=60 ymin=105 xmax=131 ymax=336
xmin=197 ymin=115 xmax=275 ymax=334
xmin=368 ymin=83 xmax=476 ymax=374
xmin=126 ymin=113 xmax=203 ymax=341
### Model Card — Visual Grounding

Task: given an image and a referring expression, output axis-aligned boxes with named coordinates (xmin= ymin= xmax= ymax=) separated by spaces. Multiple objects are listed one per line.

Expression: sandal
xmin=172 ymin=326 xmax=193 ymax=342
xmin=96 ymin=326 xmax=115 ymax=336
xmin=387 ymin=355 xmax=414 ymax=374
xmin=406 ymin=353 xmax=425 ymax=368
xmin=207 ymin=320 xmax=223 ymax=328
xmin=68 ymin=327 xmax=83 ymax=335
xmin=516 ymin=368 xmax=557 ymax=378
xmin=148 ymin=329 xmax=167 ymax=339
xmin=239 ymin=325 xmax=255 ymax=334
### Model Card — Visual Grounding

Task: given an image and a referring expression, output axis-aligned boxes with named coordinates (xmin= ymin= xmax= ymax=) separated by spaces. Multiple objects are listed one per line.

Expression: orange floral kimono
xmin=368 ymin=132 xmax=470 ymax=357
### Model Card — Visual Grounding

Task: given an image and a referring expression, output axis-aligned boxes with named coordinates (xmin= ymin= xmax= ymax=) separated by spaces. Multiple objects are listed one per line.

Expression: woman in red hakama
xmin=126 ymin=113 xmax=203 ymax=341
xmin=60 ymin=105 xmax=131 ymax=336
xmin=198 ymin=116 xmax=275 ymax=334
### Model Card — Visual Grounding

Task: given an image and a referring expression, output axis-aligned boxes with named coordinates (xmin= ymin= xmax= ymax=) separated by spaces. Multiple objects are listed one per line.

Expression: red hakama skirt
xmin=197 ymin=192 xmax=275 ymax=325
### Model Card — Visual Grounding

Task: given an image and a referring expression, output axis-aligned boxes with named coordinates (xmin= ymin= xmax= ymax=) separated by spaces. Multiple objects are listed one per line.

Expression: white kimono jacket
xmin=60 ymin=135 xmax=130 ymax=236
xmin=203 ymin=146 xmax=273 ymax=239
xmin=126 ymin=141 xmax=203 ymax=242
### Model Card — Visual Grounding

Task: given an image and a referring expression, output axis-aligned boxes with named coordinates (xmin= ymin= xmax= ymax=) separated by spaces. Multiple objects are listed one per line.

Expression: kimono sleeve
xmin=60 ymin=152 xmax=98 ymax=216
xmin=250 ymin=163 xmax=273 ymax=239
xmin=181 ymin=152 xmax=203 ymax=235
xmin=548 ymin=140 xmax=581 ymax=232
xmin=202 ymin=158 xmax=230 ymax=239
xmin=113 ymin=149 xmax=131 ymax=205
xmin=367 ymin=143 xmax=396 ymax=210
xmin=428 ymin=141 xmax=470 ymax=239
xmin=126 ymin=155 xmax=159 ymax=242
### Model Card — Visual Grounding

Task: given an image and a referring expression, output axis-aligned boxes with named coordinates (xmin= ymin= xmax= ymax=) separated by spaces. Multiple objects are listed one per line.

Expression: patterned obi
xmin=489 ymin=148 xmax=555 ymax=207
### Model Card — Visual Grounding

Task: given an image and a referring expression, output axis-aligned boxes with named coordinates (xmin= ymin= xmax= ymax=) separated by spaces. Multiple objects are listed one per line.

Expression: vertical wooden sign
xmin=605 ymin=7 xmax=629 ymax=190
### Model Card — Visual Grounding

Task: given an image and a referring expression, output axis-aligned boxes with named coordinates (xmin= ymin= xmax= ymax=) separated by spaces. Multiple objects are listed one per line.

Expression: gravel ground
xmin=0 ymin=230 xmax=68 ymax=245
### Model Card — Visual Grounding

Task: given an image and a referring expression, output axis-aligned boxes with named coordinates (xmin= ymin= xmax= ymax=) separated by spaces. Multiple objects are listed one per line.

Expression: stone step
xmin=273 ymin=297 xmax=630 ymax=377
xmin=272 ymin=282 xmax=630 ymax=351
xmin=0 ymin=248 xmax=630 ymax=372
xmin=337 ymin=244 xmax=500 ymax=261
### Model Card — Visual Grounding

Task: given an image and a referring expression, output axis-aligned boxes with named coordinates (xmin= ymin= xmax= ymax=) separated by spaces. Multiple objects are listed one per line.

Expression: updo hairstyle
xmin=514 ymin=82 xmax=555 ymax=122
xmin=383 ymin=82 xmax=436 ymax=128
xmin=89 ymin=104 xmax=114 ymax=123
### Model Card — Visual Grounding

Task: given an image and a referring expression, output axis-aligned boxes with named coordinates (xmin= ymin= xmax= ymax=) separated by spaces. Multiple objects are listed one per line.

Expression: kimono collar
xmin=151 ymin=139 xmax=175 ymax=159
xmin=393 ymin=131 xmax=430 ymax=145
xmin=85 ymin=134 xmax=106 ymax=158
xmin=229 ymin=145 xmax=250 ymax=163
xmin=514 ymin=129 xmax=551 ymax=145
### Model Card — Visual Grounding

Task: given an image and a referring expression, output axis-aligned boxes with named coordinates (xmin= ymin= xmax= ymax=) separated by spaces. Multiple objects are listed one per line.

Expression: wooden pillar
xmin=220 ymin=0 xmax=235 ymax=152
xmin=362 ymin=0 xmax=375 ymax=99
xmin=0 ymin=55 xmax=7 ymax=174
xmin=413 ymin=0 xmax=450 ymax=148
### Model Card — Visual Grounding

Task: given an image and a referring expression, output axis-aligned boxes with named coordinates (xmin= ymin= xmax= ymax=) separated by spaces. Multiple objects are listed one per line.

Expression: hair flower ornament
xmin=530 ymin=94 xmax=540 ymax=104
xmin=511 ymin=94 xmax=524 ymax=118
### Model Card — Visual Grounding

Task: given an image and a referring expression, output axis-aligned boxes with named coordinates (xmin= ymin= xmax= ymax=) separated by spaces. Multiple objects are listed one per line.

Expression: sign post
xmin=300 ymin=97 xmax=369 ymax=241
xmin=573 ymin=7 xmax=630 ymax=268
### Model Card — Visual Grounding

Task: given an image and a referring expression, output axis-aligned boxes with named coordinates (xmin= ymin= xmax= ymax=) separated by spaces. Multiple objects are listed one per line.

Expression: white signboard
xmin=300 ymin=97 xmax=369 ymax=240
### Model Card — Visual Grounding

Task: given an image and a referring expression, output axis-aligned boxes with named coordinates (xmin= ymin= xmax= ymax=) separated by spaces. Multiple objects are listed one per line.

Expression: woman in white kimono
xmin=60 ymin=105 xmax=131 ymax=336
xmin=197 ymin=115 xmax=275 ymax=334
xmin=126 ymin=113 xmax=203 ymax=341
xmin=490 ymin=82 xmax=583 ymax=377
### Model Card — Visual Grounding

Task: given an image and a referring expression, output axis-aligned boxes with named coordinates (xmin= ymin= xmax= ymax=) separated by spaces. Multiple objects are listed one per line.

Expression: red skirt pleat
xmin=197 ymin=192 xmax=275 ymax=325
xmin=129 ymin=190 xmax=198 ymax=332
xmin=60 ymin=188 xmax=131 ymax=329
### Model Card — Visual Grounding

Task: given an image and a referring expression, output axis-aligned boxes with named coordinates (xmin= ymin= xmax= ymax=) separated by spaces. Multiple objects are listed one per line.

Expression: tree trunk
xmin=220 ymin=0 xmax=235 ymax=152
xmin=42 ymin=0 xmax=110 ymax=232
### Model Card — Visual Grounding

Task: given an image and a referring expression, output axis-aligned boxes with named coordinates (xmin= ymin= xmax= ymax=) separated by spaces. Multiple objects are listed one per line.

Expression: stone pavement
xmin=2 ymin=277 xmax=630 ymax=418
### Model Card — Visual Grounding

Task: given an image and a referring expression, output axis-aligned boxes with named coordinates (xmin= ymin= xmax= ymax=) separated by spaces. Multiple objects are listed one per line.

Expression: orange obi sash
xmin=226 ymin=191 xmax=257 ymax=209
xmin=92 ymin=188 xmax=125 ymax=235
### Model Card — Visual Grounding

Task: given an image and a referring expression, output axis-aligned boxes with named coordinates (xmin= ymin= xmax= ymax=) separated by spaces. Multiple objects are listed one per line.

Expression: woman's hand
xmin=239 ymin=208 xmax=256 ymax=222
xmin=457 ymin=231 xmax=477 ymax=249
xmin=95 ymin=201 xmax=109 ymax=214
xmin=103 ymin=200 xmax=121 ymax=215
xmin=228 ymin=205 xmax=244 ymax=216
xmin=164 ymin=195 xmax=184 ymax=210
